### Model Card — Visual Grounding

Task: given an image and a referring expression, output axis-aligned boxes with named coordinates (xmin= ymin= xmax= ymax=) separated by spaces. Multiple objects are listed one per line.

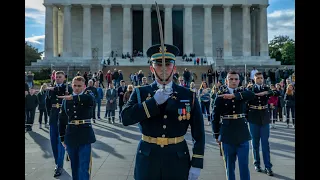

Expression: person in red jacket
xmin=105 ymin=70 xmax=113 ymax=87
xmin=268 ymin=84 xmax=278 ymax=128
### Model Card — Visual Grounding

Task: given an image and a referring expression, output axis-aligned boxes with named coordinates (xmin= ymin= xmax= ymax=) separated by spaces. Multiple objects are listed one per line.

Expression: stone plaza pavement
xmin=25 ymin=111 xmax=295 ymax=180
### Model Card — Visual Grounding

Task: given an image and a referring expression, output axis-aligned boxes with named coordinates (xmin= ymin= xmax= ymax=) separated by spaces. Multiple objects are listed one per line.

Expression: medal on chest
xmin=186 ymin=103 xmax=191 ymax=120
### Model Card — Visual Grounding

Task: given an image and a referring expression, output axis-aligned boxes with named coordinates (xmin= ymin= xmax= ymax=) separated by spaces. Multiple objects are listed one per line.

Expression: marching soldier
xmin=121 ymin=44 xmax=205 ymax=180
xmin=246 ymin=72 xmax=279 ymax=176
xmin=45 ymin=71 xmax=72 ymax=177
xmin=212 ymin=71 xmax=255 ymax=180
xmin=58 ymin=76 xmax=96 ymax=180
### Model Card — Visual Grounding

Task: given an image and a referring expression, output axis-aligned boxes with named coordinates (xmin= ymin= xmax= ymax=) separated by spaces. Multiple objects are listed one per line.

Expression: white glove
xmin=188 ymin=167 xmax=201 ymax=180
xmin=153 ymin=89 xmax=170 ymax=105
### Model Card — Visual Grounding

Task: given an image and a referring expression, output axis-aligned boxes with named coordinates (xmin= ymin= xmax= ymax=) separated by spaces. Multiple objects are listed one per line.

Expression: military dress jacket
xmin=46 ymin=84 xmax=73 ymax=124
xmin=59 ymin=91 xmax=96 ymax=148
xmin=212 ymin=86 xmax=255 ymax=145
xmin=247 ymin=84 xmax=280 ymax=125
xmin=121 ymin=81 xmax=205 ymax=169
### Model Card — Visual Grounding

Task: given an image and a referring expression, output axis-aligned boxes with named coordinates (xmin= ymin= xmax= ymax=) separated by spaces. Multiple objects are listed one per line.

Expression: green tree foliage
xmin=268 ymin=35 xmax=295 ymax=65
xmin=25 ymin=42 xmax=42 ymax=66
xmin=281 ymin=41 xmax=295 ymax=65
xmin=33 ymin=68 xmax=51 ymax=80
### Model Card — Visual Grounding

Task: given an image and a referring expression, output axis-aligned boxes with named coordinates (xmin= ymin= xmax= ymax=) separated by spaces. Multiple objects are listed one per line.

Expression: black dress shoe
xmin=265 ymin=168 xmax=274 ymax=176
xmin=53 ymin=167 xmax=62 ymax=177
xmin=255 ymin=166 xmax=262 ymax=172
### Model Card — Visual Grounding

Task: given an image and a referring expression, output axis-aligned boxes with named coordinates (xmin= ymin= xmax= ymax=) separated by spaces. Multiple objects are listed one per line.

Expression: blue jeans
xmin=222 ymin=141 xmax=250 ymax=180
xmin=67 ymin=143 xmax=92 ymax=180
xmin=249 ymin=123 xmax=272 ymax=169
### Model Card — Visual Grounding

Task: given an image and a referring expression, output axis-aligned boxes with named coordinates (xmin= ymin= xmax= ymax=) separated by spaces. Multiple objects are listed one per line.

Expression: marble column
xmin=204 ymin=5 xmax=213 ymax=57
xmin=143 ymin=5 xmax=152 ymax=56
xmin=53 ymin=6 xmax=58 ymax=57
xmin=242 ymin=4 xmax=251 ymax=56
xmin=58 ymin=9 xmax=64 ymax=55
xmin=164 ymin=4 xmax=173 ymax=45
xmin=259 ymin=4 xmax=269 ymax=57
xmin=102 ymin=5 xmax=111 ymax=58
xmin=123 ymin=5 xmax=132 ymax=55
xmin=62 ymin=4 xmax=72 ymax=57
xmin=82 ymin=4 xmax=92 ymax=58
xmin=223 ymin=5 xmax=232 ymax=57
xmin=184 ymin=5 xmax=193 ymax=55
xmin=44 ymin=3 xmax=53 ymax=58
xmin=251 ymin=9 xmax=256 ymax=56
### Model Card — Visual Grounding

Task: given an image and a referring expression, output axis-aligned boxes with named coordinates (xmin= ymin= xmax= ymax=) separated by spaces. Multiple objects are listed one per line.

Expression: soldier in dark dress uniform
xmin=121 ymin=44 xmax=205 ymax=180
xmin=246 ymin=72 xmax=279 ymax=176
xmin=45 ymin=71 xmax=72 ymax=177
xmin=58 ymin=76 xmax=96 ymax=180
xmin=212 ymin=71 xmax=255 ymax=180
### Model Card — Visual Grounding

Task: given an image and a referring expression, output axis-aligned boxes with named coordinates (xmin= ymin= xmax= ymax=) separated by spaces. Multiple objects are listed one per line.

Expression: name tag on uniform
xmin=180 ymin=100 xmax=189 ymax=103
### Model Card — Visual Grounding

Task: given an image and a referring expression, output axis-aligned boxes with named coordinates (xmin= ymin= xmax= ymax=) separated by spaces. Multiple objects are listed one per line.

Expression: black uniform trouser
xmin=92 ymin=103 xmax=96 ymax=119
xmin=269 ymin=107 xmax=277 ymax=124
xmin=277 ymin=106 xmax=283 ymax=120
xmin=119 ymin=105 xmax=123 ymax=121
xmin=39 ymin=109 xmax=48 ymax=124
xmin=286 ymin=106 xmax=295 ymax=125
xmin=99 ymin=80 xmax=105 ymax=88
xmin=26 ymin=108 xmax=36 ymax=129
xmin=201 ymin=101 xmax=211 ymax=122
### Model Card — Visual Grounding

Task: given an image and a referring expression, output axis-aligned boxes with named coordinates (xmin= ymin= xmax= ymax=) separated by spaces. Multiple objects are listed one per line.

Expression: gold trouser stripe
xmin=251 ymin=141 xmax=255 ymax=165
xmin=89 ymin=147 xmax=92 ymax=180
xmin=239 ymin=92 xmax=243 ymax=100
xmin=142 ymin=101 xmax=151 ymax=118
xmin=192 ymin=154 xmax=204 ymax=158
xmin=221 ymin=143 xmax=228 ymax=180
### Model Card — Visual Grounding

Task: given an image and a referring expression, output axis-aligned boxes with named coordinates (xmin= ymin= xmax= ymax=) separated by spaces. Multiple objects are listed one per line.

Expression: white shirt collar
xmin=227 ymin=87 xmax=234 ymax=94
xmin=156 ymin=81 xmax=173 ymax=91
xmin=73 ymin=91 xmax=83 ymax=96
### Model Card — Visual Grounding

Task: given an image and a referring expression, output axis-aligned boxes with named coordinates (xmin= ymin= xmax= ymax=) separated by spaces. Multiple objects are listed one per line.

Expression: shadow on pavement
xmin=92 ymin=139 xmax=125 ymax=159
xmin=272 ymin=173 xmax=294 ymax=180
xmin=27 ymin=131 xmax=53 ymax=159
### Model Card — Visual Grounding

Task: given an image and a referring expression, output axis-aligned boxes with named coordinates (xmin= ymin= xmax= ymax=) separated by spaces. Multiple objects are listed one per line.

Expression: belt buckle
xmin=258 ymin=106 xmax=262 ymax=110
xmin=56 ymin=103 xmax=60 ymax=108
xmin=74 ymin=121 xmax=79 ymax=125
xmin=156 ymin=137 xmax=168 ymax=146
xmin=233 ymin=114 xmax=238 ymax=119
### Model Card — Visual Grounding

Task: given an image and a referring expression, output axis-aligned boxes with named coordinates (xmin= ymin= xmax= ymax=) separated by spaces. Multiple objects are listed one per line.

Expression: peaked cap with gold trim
xmin=146 ymin=44 xmax=180 ymax=64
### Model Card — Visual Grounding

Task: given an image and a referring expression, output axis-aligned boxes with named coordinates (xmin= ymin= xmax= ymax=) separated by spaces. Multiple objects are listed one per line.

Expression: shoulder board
xmin=235 ymin=86 xmax=244 ymax=92
xmin=85 ymin=90 xmax=92 ymax=94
